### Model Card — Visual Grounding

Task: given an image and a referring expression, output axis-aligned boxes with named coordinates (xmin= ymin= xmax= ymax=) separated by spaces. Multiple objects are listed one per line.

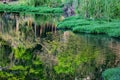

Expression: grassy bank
xmin=0 ymin=3 xmax=63 ymax=13
xmin=57 ymin=16 xmax=120 ymax=38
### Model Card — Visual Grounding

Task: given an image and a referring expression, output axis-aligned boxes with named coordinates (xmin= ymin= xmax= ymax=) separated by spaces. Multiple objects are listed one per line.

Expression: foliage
xmin=0 ymin=30 xmax=119 ymax=79
xmin=0 ymin=0 xmax=120 ymax=78
xmin=57 ymin=15 xmax=106 ymax=29
xmin=0 ymin=40 xmax=11 ymax=67
xmin=12 ymin=46 xmax=26 ymax=59
xmin=19 ymin=0 xmax=62 ymax=7
xmin=0 ymin=45 xmax=45 ymax=80
xmin=77 ymin=0 xmax=120 ymax=19
xmin=0 ymin=3 xmax=63 ymax=13
xmin=54 ymin=32 xmax=99 ymax=75
xmin=58 ymin=15 xmax=120 ymax=38
xmin=102 ymin=67 xmax=120 ymax=80
xmin=73 ymin=21 xmax=120 ymax=37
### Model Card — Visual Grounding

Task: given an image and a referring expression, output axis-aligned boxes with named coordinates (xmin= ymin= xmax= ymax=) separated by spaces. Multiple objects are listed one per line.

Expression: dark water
xmin=0 ymin=13 xmax=120 ymax=80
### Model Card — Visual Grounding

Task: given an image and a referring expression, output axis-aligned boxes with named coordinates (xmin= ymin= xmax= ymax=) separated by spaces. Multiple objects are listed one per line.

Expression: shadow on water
xmin=0 ymin=13 xmax=120 ymax=80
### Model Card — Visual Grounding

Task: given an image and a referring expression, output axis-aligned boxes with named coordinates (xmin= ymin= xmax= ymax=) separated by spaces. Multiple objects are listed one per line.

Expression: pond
xmin=0 ymin=13 xmax=120 ymax=80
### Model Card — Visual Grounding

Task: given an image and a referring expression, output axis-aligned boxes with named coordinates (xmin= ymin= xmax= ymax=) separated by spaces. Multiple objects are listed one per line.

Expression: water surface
xmin=0 ymin=13 xmax=120 ymax=80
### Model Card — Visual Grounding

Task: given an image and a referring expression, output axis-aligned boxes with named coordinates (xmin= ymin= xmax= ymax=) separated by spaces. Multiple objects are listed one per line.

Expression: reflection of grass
xmin=58 ymin=16 xmax=120 ymax=37
xmin=0 ymin=31 xmax=37 ymax=48
xmin=0 ymin=3 xmax=63 ymax=13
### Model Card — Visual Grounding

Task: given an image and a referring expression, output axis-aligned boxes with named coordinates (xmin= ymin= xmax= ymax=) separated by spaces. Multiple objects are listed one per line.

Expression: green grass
xmin=57 ymin=16 xmax=120 ymax=38
xmin=73 ymin=21 xmax=120 ymax=37
xmin=0 ymin=3 xmax=63 ymax=13
xmin=58 ymin=15 xmax=107 ymax=29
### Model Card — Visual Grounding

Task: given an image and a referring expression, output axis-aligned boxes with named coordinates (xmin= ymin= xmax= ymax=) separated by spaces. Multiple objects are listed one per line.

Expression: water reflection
xmin=54 ymin=31 xmax=119 ymax=80
xmin=0 ymin=13 xmax=60 ymax=39
xmin=0 ymin=13 xmax=120 ymax=80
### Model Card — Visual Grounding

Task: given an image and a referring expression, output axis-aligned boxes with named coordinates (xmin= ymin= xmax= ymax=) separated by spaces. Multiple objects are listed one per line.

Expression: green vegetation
xmin=54 ymin=33 xmax=99 ymax=74
xmin=0 ymin=41 xmax=44 ymax=80
xmin=0 ymin=0 xmax=120 ymax=79
xmin=76 ymin=0 xmax=120 ymax=19
xmin=0 ymin=31 xmax=116 ymax=79
xmin=58 ymin=16 xmax=120 ymax=37
xmin=19 ymin=0 xmax=62 ymax=7
xmin=102 ymin=67 xmax=120 ymax=80
xmin=57 ymin=0 xmax=120 ymax=38
xmin=0 ymin=3 xmax=63 ymax=13
xmin=73 ymin=21 xmax=120 ymax=37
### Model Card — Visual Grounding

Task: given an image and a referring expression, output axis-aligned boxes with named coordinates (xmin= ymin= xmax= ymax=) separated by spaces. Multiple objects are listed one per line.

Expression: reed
xmin=77 ymin=0 xmax=120 ymax=19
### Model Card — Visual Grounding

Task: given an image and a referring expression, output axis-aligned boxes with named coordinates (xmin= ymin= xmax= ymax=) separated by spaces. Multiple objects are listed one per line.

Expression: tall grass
xmin=77 ymin=0 xmax=120 ymax=19
xmin=19 ymin=0 xmax=62 ymax=7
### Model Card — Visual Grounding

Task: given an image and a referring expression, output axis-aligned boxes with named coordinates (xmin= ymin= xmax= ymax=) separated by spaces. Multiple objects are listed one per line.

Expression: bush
xmin=102 ymin=67 xmax=120 ymax=80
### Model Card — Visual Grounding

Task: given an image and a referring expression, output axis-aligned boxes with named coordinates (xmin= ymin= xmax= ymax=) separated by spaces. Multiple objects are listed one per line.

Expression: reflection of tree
xmin=0 ymin=43 xmax=11 ymax=67
xmin=0 ymin=29 xmax=119 ymax=79
xmin=108 ymin=39 xmax=120 ymax=66
xmin=53 ymin=31 xmax=118 ymax=79
xmin=54 ymin=32 xmax=100 ymax=79
xmin=0 ymin=13 xmax=19 ymax=33
xmin=0 ymin=44 xmax=44 ymax=80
